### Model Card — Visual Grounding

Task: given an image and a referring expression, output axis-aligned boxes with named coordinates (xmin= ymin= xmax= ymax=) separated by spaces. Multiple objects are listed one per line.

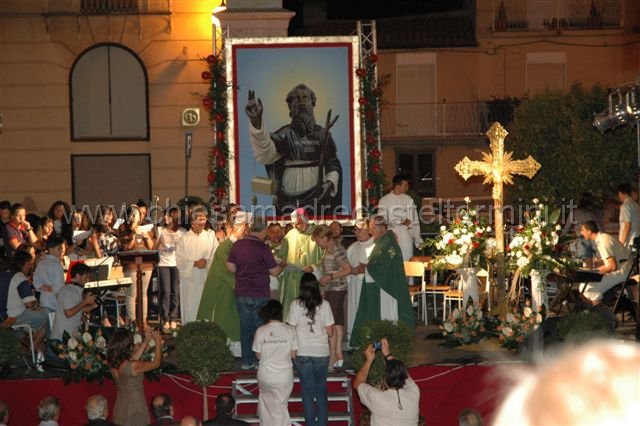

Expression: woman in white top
xmin=155 ymin=206 xmax=185 ymax=332
xmin=286 ymin=273 xmax=335 ymax=426
xmin=253 ymin=300 xmax=298 ymax=426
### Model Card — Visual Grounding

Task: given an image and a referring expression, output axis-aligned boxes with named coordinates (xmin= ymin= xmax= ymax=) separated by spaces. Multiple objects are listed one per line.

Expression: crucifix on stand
xmin=454 ymin=122 xmax=541 ymax=314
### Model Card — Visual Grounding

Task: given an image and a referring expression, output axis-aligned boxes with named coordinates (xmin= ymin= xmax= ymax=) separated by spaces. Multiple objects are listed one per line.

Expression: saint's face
xmin=289 ymin=88 xmax=314 ymax=117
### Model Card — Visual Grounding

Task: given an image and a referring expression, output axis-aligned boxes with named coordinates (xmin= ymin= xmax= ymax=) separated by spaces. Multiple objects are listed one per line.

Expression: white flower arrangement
xmin=422 ymin=197 xmax=490 ymax=270
xmin=506 ymin=199 xmax=563 ymax=277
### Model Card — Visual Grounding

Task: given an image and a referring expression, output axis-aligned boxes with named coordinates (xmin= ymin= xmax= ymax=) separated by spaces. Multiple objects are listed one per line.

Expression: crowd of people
xmin=1 ymin=177 xmax=639 ymax=425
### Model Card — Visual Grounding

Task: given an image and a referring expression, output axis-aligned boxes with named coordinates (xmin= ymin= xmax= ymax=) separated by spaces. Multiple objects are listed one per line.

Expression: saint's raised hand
xmin=245 ymin=90 xmax=263 ymax=129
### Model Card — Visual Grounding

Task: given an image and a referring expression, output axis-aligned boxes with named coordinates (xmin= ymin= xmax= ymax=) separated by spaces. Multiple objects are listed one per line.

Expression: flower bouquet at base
xmin=440 ymin=297 xmax=487 ymax=347
xmin=421 ymin=197 xmax=492 ymax=272
xmin=496 ymin=305 xmax=543 ymax=350
xmin=52 ymin=326 xmax=109 ymax=384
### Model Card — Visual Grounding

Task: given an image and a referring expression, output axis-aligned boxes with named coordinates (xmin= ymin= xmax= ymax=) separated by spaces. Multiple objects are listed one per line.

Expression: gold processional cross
xmin=454 ymin=122 xmax=541 ymax=311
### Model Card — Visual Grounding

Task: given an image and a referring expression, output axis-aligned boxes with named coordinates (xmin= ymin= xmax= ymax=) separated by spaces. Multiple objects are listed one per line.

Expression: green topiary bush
xmin=175 ymin=320 xmax=234 ymax=387
xmin=350 ymin=320 xmax=414 ymax=386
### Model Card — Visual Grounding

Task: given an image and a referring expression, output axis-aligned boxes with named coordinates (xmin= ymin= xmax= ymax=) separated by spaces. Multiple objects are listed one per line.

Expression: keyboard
xmin=84 ymin=277 xmax=134 ymax=291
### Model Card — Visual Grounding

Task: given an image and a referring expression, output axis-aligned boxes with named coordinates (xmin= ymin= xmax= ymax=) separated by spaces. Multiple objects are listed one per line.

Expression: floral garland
xmin=201 ymin=52 xmax=229 ymax=205
xmin=356 ymin=53 xmax=389 ymax=211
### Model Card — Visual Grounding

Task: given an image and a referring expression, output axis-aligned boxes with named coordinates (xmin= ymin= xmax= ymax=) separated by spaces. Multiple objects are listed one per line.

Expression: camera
xmin=373 ymin=341 xmax=382 ymax=351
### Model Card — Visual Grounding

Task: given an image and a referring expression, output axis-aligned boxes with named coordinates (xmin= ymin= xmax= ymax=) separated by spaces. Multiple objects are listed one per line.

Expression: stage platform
xmin=0 ymin=363 xmax=510 ymax=426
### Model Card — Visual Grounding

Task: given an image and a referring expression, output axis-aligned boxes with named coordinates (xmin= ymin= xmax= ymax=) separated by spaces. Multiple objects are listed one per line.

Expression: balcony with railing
xmin=492 ymin=0 xmax=622 ymax=32
xmin=380 ymin=101 xmax=490 ymax=138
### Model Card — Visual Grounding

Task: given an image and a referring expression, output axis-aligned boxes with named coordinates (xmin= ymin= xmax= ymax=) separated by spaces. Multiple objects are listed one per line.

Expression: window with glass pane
xmin=70 ymin=44 xmax=149 ymax=141
xmin=397 ymin=151 xmax=435 ymax=197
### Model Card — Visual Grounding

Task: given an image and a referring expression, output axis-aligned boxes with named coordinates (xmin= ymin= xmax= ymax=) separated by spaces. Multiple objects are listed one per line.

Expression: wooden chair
xmin=404 ymin=261 xmax=428 ymax=324
xmin=442 ymin=269 xmax=488 ymax=320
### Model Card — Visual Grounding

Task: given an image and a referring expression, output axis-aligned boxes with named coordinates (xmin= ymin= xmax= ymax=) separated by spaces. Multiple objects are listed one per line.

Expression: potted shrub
xmin=175 ymin=321 xmax=234 ymax=419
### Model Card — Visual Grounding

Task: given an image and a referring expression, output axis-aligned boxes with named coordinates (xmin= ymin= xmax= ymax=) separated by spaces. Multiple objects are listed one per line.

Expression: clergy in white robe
xmin=377 ymin=175 xmax=423 ymax=261
xmin=175 ymin=207 xmax=218 ymax=325
xmin=346 ymin=220 xmax=374 ymax=342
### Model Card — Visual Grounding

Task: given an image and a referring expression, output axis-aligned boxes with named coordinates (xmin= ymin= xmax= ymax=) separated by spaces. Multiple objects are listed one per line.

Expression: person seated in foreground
xmin=353 ymin=338 xmax=420 ymax=426
xmin=203 ymin=393 xmax=247 ymax=425
xmin=492 ymin=340 xmax=640 ymax=425
xmin=85 ymin=394 xmax=120 ymax=426
xmin=37 ymin=396 xmax=61 ymax=426
xmin=149 ymin=393 xmax=178 ymax=426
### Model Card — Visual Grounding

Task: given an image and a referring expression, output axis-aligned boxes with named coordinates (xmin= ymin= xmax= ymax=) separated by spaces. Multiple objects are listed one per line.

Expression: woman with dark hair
xmin=354 ymin=338 xmax=420 ymax=425
xmin=286 ymin=273 xmax=334 ymax=426
xmin=107 ymin=328 xmax=162 ymax=426
xmin=94 ymin=205 xmax=119 ymax=257
xmin=252 ymin=300 xmax=298 ymax=425
xmin=119 ymin=204 xmax=155 ymax=329
xmin=47 ymin=200 xmax=73 ymax=246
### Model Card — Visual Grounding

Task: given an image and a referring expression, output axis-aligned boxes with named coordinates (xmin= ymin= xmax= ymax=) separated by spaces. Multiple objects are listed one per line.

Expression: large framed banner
xmin=226 ymin=36 xmax=362 ymax=221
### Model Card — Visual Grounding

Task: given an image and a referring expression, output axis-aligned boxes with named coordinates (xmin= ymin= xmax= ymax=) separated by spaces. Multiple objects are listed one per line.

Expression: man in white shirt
xmin=580 ymin=220 xmax=631 ymax=302
xmin=175 ymin=205 xmax=218 ymax=325
xmin=50 ymin=263 xmax=97 ymax=340
xmin=377 ymin=175 xmax=423 ymax=260
xmin=617 ymin=183 xmax=640 ymax=250
xmin=33 ymin=236 xmax=66 ymax=313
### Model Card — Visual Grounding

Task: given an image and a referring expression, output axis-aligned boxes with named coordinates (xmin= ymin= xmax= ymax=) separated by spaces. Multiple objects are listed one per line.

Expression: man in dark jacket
xmin=203 ymin=394 xmax=247 ymax=425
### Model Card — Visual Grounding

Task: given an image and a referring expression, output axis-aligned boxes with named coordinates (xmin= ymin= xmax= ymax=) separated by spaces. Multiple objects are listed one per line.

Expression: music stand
xmin=118 ymin=250 xmax=159 ymax=332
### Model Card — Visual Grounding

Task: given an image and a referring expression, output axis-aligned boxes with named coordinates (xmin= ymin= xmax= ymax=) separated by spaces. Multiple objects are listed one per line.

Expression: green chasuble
xmin=196 ymin=239 xmax=240 ymax=341
xmin=279 ymin=224 xmax=323 ymax=318
xmin=350 ymin=231 xmax=415 ymax=346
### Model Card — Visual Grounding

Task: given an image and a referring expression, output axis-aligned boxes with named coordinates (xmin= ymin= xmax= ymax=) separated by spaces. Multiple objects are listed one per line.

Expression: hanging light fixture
xmin=611 ymin=89 xmax=631 ymax=127
xmin=593 ymin=92 xmax=614 ymax=134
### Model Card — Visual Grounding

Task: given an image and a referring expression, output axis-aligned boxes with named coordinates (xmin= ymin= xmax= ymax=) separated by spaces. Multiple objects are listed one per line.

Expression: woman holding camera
xmin=354 ymin=338 xmax=420 ymax=425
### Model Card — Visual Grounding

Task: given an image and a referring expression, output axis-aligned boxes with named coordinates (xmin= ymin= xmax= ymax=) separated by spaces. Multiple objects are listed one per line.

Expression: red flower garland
xmin=357 ymin=53 xmax=388 ymax=211
xmin=201 ymin=50 xmax=229 ymax=205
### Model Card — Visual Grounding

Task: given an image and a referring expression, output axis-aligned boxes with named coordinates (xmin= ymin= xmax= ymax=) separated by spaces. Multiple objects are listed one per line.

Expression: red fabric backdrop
xmin=0 ymin=365 xmax=511 ymax=425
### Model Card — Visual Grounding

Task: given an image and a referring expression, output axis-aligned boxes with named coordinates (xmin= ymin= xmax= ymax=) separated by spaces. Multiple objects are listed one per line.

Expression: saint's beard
xmin=290 ymin=110 xmax=316 ymax=138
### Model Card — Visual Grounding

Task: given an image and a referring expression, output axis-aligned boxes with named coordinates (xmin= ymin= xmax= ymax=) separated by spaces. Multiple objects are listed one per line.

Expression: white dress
xmin=252 ymin=321 xmax=298 ymax=426
xmin=377 ymin=192 xmax=423 ymax=260
xmin=175 ymin=228 xmax=218 ymax=324
xmin=346 ymin=237 xmax=374 ymax=341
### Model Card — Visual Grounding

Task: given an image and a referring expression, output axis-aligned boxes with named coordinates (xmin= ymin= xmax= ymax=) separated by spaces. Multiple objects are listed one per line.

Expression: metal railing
xmin=380 ymin=101 xmax=489 ymax=138
xmin=81 ymin=0 xmax=139 ymax=14
xmin=492 ymin=0 xmax=622 ymax=32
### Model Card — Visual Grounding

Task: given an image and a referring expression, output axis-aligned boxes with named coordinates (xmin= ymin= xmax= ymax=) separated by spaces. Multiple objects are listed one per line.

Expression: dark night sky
xmin=284 ymin=0 xmax=467 ymax=21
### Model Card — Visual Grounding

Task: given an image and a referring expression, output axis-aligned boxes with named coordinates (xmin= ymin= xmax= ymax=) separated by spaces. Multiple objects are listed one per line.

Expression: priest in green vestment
xmin=350 ymin=215 xmax=415 ymax=346
xmin=279 ymin=208 xmax=323 ymax=318
xmin=196 ymin=215 xmax=249 ymax=349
